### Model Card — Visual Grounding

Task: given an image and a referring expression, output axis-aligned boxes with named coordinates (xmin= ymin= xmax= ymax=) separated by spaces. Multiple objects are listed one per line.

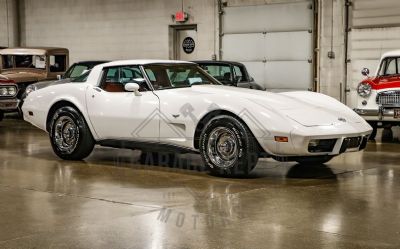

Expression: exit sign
xmin=175 ymin=11 xmax=188 ymax=22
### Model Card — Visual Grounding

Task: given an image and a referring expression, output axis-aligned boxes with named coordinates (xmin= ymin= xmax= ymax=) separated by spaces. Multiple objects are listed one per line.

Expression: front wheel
xmin=295 ymin=156 xmax=333 ymax=165
xmin=199 ymin=115 xmax=259 ymax=177
xmin=49 ymin=106 xmax=95 ymax=160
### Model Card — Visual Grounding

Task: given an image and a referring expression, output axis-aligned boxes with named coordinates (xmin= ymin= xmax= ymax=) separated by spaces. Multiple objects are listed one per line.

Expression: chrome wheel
xmin=207 ymin=127 xmax=238 ymax=169
xmin=54 ymin=116 xmax=79 ymax=153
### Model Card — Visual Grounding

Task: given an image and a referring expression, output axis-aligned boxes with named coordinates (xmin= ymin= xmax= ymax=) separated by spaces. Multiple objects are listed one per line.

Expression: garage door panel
xmin=241 ymin=62 xmax=265 ymax=87
xmin=265 ymin=61 xmax=312 ymax=90
xmin=352 ymin=0 xmax=400 ymax=28
xmin=223 ymin=1 xmax=312 ymax=33
xmin=222 ymin=0 xmax=313 ymax=91
xmin=222 ymin=34 xmax=265 ymax=61
xmin=266 ymin=31 xmax=312 ymax=60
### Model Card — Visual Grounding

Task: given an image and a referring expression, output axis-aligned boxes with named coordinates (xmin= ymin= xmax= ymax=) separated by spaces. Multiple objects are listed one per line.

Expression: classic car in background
xmin=0 ymin=47 xmax=69 ymax=115
xmin=354 ymin=50 xmax=400 ymax=140
xmin=194 ymin=60 xmax=265 ymax=90
xmin=24 ymin=60 xmax=109 ymax=96
xmin=23 ymin=60 xmax=371 ymax=177
xmin=0 ymin=75 xmax=18 ymax=121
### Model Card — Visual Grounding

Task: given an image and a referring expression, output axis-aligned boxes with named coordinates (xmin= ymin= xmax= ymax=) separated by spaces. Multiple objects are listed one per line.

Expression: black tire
xmin=295 ymin=156 xmax=333 ymax=165
xmin=49 ymin=106 xmax=95 ymax=160
xmin=199 ymin=115 xmax=259 ymax=177
xmin=368 ymin=122 xmax=377 ymax=140
xmin=0 ymin=111 xmax=4 ymax=122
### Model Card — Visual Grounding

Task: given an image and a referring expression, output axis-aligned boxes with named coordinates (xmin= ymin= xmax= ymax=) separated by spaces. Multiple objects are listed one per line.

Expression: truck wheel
xmin=199 ymin=115 xmax=259 ymax=177
xmin=49 ymin=106 xmax=95 ymax=160
xmin=295 ymin=156 xmax=333 ymax=165
xmin=0 ymin=111 xmax=4 ymax=122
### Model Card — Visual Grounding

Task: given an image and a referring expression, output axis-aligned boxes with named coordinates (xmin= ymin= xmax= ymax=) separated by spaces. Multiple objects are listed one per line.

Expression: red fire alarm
xmin=175 ymin=11 xmax=188 ymax=22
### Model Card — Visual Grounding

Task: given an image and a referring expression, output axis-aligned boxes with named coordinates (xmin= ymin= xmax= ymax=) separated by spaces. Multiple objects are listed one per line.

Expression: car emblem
xmin=338 ymin=117 xmax=346 ymax=122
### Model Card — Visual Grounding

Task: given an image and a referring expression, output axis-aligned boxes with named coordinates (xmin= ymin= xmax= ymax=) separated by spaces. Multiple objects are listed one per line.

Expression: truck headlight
xmin=25 ymin=85 xmax=37 ymax=96
xmin=357 ymin=82 xmax=372 ymax=97
xmin=0 ymin=86 xmax=17 ymax=96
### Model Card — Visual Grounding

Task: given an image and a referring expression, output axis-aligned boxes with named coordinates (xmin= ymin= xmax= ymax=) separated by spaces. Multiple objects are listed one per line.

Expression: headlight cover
xmin=357 ymin=82 xmax=372 ymax=97
xmin=25 ymin=85 xmax=37 ymax=96
xmin=0 ymin=86 xmax=17 ymax=97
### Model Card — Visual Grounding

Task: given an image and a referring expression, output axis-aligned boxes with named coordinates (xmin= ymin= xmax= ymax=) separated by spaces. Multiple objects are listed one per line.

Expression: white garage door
xmin=346 ymin=0 xmax=400 ymax=108
xmin=221 ymin=1 xmax=314 ymax=91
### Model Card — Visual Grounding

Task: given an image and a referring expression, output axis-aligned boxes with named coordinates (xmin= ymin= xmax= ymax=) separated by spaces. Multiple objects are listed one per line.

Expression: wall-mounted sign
xmin=175 ymin=11 xmax=188 ymax=22
xmin=182 ymin=37 xmax=195 ymax=54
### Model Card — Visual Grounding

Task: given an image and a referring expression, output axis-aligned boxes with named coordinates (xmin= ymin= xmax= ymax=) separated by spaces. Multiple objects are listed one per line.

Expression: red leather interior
xmin=104 ymin=82 xmax=125 ymax=92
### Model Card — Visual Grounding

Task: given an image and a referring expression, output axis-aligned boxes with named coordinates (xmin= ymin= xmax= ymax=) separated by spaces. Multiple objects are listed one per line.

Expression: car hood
xmin=33 ymin=78 xmax=71 ymax=90
xmin=362 ymin=75 xmax=400 ymax=90
xmin=188 ymin=85 xmax=361 ymax=127
xmin=0 ymin=71 xmax=46 ymax=84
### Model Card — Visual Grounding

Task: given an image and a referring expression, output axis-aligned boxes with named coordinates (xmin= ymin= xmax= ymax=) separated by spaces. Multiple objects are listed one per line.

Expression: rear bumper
xmin=0 ymin=99 xmax=20 ymax=111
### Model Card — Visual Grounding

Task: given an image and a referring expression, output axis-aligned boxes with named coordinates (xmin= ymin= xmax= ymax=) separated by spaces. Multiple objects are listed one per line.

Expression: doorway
xmin=170 ymin=25 xmax=197 ymax=61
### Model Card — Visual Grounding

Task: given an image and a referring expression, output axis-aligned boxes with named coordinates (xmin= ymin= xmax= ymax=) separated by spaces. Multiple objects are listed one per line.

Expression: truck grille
xmin=376 ymin=90 xmax=400 ymax=106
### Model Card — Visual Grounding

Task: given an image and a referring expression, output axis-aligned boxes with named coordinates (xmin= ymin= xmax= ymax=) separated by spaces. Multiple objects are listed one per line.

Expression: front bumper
xmin=354 ymin=107 xmax=400 ymax=121
xmin=0 ymin=99 xmax=20 ymax=111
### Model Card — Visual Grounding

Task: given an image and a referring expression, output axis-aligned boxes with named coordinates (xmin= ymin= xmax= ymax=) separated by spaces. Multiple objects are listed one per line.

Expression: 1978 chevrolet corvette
xmin=22 ymin=60 xmax=372 ymax=177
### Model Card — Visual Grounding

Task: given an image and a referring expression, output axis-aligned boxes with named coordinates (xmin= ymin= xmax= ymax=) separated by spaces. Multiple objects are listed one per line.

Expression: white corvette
xmin=22 ymin=60 xmax=372 ymax=177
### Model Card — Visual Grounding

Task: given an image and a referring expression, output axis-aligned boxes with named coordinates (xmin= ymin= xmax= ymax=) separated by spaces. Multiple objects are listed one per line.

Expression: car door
xmin=86 ymin=65 xmax=160 ymax=141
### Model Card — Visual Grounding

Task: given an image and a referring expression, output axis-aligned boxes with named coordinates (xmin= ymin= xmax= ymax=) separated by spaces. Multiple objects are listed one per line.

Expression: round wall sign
xmin=182 ymin=37 xmax=195 ymax=54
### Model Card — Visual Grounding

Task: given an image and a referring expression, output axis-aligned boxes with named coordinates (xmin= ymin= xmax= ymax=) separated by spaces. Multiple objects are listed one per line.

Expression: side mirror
xmin=361 ymin=68 xmax=370 ymax=77
xmin=124 ymin=83 xmax=141 ymax=96
xmin=57 ymin=75 xmax=62 ymax=80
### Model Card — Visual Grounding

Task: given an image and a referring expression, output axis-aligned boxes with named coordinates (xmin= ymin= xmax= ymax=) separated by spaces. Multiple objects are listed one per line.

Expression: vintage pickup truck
xmin=0 ymin=47 xmax=69 ymax=117
xmin=354 ymin=50 xmax=400 ymax=140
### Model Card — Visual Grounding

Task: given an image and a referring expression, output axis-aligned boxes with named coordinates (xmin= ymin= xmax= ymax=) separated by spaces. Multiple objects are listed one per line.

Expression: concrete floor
xmin=0 ymin=118 xmax=400 ymax=249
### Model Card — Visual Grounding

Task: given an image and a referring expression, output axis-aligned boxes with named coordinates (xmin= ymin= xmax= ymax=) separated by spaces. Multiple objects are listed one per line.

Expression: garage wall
xmin=318 ymin=0 xmax=346 ymax=101
xmin=0 ymin=0 xmax=19 ymax=47
xmin=20 ymin=0 xmax=218 ymax=64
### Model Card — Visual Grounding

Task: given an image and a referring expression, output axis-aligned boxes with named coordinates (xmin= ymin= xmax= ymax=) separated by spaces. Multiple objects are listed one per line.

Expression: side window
xmin=49 ymin=55 xmax=67 ymax=72
xmin=1 ymin=55 xmax=13 ymax=69
xmin=101 ymin=66 xmax=148 ymax=92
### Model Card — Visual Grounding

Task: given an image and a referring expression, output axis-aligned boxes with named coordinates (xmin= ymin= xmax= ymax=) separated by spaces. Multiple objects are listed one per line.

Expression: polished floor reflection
xmin=0 ymin=118 xmax=400 ymax=249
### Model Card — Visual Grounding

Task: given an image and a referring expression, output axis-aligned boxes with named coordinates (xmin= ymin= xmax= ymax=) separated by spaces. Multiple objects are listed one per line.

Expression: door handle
xmin=93 ymin=87 xmax=102 ymax=92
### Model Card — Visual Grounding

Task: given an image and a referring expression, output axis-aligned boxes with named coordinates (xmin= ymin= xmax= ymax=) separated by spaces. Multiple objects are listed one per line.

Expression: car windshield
xmin=378 ymin=57 xmax=400 ymax=76
xmin=65 ymin=64 xmax=90 ymax=79
xmin=2 ymin=55 xmax=46 ymax=70
xmin=71 ymin=70 xmax=90 ymax=82
xmin=143 ymin=64 xmax=220 ymax=90
xmin=198 ymin=64 xmax=233 ymax=85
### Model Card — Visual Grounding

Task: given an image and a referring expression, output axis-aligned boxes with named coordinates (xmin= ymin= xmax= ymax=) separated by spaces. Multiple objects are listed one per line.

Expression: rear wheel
xmin=0 ymin=111 xmax=4 ymax=122
xmin=295 ymin=156 xmax=333 ymax=165
xmin=199 ymin=115 xmax=259 ymax=177
xmin=49 ymin=106 xmax=95 ymax=160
